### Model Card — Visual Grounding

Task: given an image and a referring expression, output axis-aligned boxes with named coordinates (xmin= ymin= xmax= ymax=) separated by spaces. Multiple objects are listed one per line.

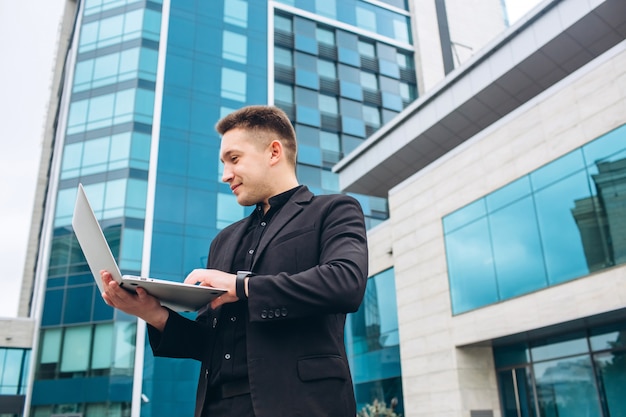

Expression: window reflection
xmin=534 ymin=356 xmax=602 ymax=417
xmin=444 ymin=124 xmax=626 ymax=314
xmin=346 ymin=268 xmax=403 ymax=415
xmin=495 ymin=323 xmax=626 ymax=417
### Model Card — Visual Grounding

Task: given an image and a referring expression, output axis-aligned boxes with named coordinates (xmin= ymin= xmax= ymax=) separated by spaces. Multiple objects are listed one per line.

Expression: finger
xmin=210 ymin=295 xmax=224 ymax=310
xmin=184 ymin=269 xmax=202 ymax=285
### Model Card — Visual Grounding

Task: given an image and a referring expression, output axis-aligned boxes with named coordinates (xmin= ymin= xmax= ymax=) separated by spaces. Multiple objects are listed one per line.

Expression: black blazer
xmin=148 ymin=186 xmax=369 ymax=417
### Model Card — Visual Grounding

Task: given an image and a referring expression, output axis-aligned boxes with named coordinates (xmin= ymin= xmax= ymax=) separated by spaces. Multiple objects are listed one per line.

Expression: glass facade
xmin=346 ymin=269 xmax=403 ymax=414
xmin=272 ymin=6 xmax=416 ymax=228
xmin=443 ymin=124 xmax=626 ymax=314
xmin=0 ymin=347 xmax=30 ymax=394
xmin=32 ymin=0 xmax=162 ymax=415
xmin=32 ymin=0 xmax=415 ymax=415
xmin=494 ymin=320 xmax=626 ymax=417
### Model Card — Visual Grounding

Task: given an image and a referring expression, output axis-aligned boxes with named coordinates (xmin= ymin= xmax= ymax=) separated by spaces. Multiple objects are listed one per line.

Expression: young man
xmin=100 ymin=105 xmax=369 ymax=417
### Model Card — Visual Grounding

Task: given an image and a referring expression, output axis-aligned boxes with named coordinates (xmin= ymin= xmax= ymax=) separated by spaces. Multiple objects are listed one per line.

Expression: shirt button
xmin=261 ymin=222 xmax=266 ymax=227
xmin=248 ymin=249 xmax=254 ymax=255
xmin=212 ymin=318 xmax=218 ymax=328
xmin=225 ymin=354 xmax=231 ymax=360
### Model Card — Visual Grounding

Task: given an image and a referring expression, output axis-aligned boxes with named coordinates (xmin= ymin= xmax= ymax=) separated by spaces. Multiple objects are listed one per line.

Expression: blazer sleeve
xmin=147 ymin=307 xmax=212 ymax=361
xmin=247 ymin=194 xmax=368 ymax=322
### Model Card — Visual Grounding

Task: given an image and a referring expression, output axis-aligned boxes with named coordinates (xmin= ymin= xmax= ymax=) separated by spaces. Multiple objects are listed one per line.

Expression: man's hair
xmin=215 ymin=105 xmax=297 ymax=167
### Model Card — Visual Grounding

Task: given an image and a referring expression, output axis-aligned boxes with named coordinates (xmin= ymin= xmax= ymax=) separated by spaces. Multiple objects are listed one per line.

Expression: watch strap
xmin=236 ymin=271 xmax=252 ymax=299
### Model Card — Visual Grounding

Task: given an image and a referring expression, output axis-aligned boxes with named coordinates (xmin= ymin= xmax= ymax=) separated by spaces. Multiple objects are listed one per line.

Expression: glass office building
xmin=28 ymin=0 xmax=414 ymax=415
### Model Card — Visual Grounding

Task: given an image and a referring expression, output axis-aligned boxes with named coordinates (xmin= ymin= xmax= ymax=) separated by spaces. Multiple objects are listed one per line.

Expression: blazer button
xmin=281 ymin=307 xmax=288 ymax=317
xmin=268 ymin=310 xmax=274 ymax=318
xmin=275 ymin=308 xmax=281 ymax=318
xmin=261 ymin=310 xmax=268 ymax=319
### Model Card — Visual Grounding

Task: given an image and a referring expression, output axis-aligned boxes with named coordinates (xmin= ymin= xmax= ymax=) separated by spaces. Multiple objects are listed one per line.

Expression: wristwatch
xmin=236 ymin=271 xmax=253 ymax=299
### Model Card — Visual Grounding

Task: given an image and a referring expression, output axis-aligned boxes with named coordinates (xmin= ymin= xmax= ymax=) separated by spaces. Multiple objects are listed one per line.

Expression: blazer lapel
xmin=212 ymin=216 xmax=253 ymax=272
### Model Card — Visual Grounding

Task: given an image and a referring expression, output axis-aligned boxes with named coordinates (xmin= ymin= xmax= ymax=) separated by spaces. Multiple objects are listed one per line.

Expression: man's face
xmin=220 ymin=128 xmax=274 ymax=208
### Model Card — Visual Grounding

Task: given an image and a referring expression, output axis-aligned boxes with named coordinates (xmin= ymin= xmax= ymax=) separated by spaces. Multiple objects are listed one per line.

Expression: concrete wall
xmin=369 ymin=41 xmax=626 ymax=417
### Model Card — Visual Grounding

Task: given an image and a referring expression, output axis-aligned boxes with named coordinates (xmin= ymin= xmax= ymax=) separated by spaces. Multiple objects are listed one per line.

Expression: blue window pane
xmin=381 ymin=92 xmax=403 ymax=111
xmin=143 ymin=9 xmax=162 ymax=41
xmin=295 ymin=34 xmax=317 ymax=55
xmin=223 ymin=31 xmax=247 ymax=64
xmin=297 ymin=165 xmax=321 ymax=188
xmin=490 ymin=196 xmax=547 ymax=299
xmin=275 ymin=47 xmax=292 ymax=67
xmin=221 ymin=68 xmax=247 ymax=101
xmin=486 ymin=176 xmax=532 ymax=213
xmin=297 ymin=145 xmax=322 ymax=166
xmin=93 ymin=294 xmax=114 ymax=321
xmin=63 ymin=286 xmax=93 ymax=324
xmin=379 ymin=59 xmax=400 ymax=78
xmin=315 ymin=0 xmax=336 ymax=19
xmin=340 ymin=81 xmax=363 ymax=101
xmin=356 ymin=7 xmax=376 ymax=32
xmin=446 ymin=217 xmax=498 ymax=314
xmin=295 ymin=68 xmax=319 ymax=89
xmin=534 ymin=171 xmax=593 ymax=283
xmin=338 ymin=47 xmax=360 ymax=66
xmin=217 ymin=192 xmax=244 ymax=226
xmin=275 ymin=83 xmax=293 ymax=104
xmin=595 ymin=351 xmax=626 ymax=417
xmin=530 ymin=332 xmax=588 ymax=361
xmin=530 ymin=149 xmax=585 ymax=191
xmin=341 ymin=116 xmax=365 ymax=137
xmin=120 ymin=228 xmax=143 ymax=271
xmin=443 ymin=198 xmax=487 ymax=233
xmin=225 ymin=0 xmax=248 ymax=27
xmin=534 ymin=355 xmax=602 ymax=417
xmin=1 ymin=349 xmax=23 ymax=392
xmin=583 ymin=124 xmax=626 ymax=167
xmin=296 ymin=106 xmax=321 ymax=127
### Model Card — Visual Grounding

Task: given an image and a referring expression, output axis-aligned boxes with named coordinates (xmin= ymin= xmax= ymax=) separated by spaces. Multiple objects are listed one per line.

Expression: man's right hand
xmin=100 ymin=270 xmax=169 ymax=332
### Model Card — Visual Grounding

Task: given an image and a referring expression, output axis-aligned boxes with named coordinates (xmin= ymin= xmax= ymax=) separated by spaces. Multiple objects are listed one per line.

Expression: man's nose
xmin=221 ymin=166 xmax=233 ymax=183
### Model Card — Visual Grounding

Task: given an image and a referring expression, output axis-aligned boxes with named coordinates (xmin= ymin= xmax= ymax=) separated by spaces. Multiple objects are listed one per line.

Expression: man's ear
xmin=268 ymin=139 xmax=283 ymax=166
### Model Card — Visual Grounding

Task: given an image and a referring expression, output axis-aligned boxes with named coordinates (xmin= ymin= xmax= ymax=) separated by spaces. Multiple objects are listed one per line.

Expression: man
xmin=100 ymin=105 xmax=368 ymax=417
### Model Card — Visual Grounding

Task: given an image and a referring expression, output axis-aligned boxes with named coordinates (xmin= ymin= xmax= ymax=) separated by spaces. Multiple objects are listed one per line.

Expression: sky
xmin=0 ymin=0 xmax=542 ymax=318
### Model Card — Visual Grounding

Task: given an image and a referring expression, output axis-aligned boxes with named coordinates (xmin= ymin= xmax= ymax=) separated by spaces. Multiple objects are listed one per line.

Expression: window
xmin=274 ymin=14 xmax=292 ymax=33
xmin=358 ymin=40 xmax=376 ymax=58
xmin=316 ymin=27 xmax=335 ymax=46
xmin=274 ymin=83 xmax=293 ymax=105
xmin=274 ymin=47 xmax=293 ymax=67
xmin=37 ymin=322 xmax=136 ymax=380
xmin=362 ymin=105 xmax=381 ymax=127
xmin=360 ymin=71 xmax=378 ymax=91
xmin=221 ymin=68 xmax=247 ymax=101
xmin=444 ymin=124 xmax=626 ymax=314
xmin=319 ymin=94 xmax=338 ymax=115
xmin=223 ymin=31 xmax=247 ymax=63
xmin=318 ymin=59 xmax=336 ymax=79
xmin=224 ymin=0 xmax=248 ymax=27
xmin=356 ymin=7 xmax=377 ymax=32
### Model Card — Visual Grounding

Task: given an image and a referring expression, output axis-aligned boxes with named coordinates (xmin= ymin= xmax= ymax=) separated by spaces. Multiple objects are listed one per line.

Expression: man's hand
xmin=185 ymin=269 xmax=244 ymax=309
xmin=100 ymin=270 xmax=169 ymax=331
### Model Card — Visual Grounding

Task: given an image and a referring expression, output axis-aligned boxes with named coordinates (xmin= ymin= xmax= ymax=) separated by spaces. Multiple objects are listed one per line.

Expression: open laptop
xmin=72 ymin=183 xmax=226 ymax=312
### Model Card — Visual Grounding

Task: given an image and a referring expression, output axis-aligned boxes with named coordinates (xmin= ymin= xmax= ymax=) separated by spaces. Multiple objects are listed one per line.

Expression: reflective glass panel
xmin=489 ymin=196 xmax=547 ymax=299
xmin=445 ymin=217 xmax=498 ymax=314
xmin=533 ymin=355 xmax=602 ymax=417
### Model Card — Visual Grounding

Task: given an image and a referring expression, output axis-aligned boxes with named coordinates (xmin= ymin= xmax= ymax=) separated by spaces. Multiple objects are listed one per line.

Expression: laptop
xmin=71 ymin=183 xmax=226 ymax=312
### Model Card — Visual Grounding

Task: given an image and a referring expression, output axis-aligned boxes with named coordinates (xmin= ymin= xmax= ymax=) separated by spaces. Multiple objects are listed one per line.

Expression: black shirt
xmin=208 ymin=186 xmax=303 ymax=388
